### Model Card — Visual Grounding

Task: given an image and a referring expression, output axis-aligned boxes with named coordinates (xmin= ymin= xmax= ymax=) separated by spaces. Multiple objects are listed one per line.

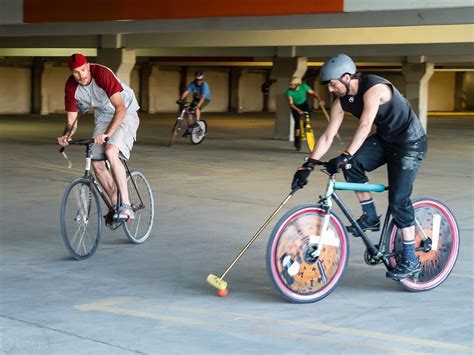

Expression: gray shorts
xmin=92 ymin=111 xmax=139 ymax=161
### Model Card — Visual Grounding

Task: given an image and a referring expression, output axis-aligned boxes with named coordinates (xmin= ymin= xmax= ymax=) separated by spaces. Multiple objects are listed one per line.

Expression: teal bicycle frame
xmin=315 ymin=177 xmax=431 ymax=269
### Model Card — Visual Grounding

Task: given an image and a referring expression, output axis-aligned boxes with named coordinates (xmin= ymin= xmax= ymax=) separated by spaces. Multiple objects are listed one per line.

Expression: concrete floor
xmin=0 ymin=112 xmax=473 ymax=354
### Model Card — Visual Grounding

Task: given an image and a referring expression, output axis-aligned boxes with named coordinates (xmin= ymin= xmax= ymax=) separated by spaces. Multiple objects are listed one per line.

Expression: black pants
xmin=290 ymin=101 xmax=311 ymax=133
xmin=343 ymin=134 xmax=428 ymax=228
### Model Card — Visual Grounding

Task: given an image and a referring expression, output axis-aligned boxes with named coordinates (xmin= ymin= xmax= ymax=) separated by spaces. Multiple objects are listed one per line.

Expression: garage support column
xmin=139 ymin=62 xmax=152 ymax=113
xmin=401 ymin=58 xmax=434 ymax=130
xmin=272 ymin=56 xmax=307 ymax=140
xmin=454 ymin=72 xmax=467 ymax=112
xmin=31 ymin=57 xmax=44 ymax=114
xmin=96 ymin=48 xmax=136 ymax=85
xmin=229 ymin=68 xmax=242 ymax=113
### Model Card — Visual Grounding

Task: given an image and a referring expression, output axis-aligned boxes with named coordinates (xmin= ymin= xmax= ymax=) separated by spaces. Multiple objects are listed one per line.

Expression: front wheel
xmin=168 ymin=119 xmax=181 ymax=147
xmin=190 ymin=120 xmax=207 ymax=144
xmin=60 ymin=178 xmax=102 ymax=260
xmin=385 ymin=197 xmax=460 ymax=291
xmin=267 ymin=204 xmax=349 ymax=303
xmin=123 ymin=171 xmax=155 ymax=244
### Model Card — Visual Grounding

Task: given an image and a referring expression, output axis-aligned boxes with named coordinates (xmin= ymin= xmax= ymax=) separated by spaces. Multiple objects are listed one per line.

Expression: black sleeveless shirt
xmin=340 ymin=74 xmax=425 ymax=143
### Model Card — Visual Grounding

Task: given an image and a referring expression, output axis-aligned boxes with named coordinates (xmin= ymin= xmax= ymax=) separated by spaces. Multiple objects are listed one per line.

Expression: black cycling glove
xmin=291 ymin=159 xmax=318 ymax=191
xmin=326 ymin=152 xmax=353 ymax=175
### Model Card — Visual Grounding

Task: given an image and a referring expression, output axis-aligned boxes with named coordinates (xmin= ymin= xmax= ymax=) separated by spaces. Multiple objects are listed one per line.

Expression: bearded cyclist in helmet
xmin=177 ymin=71 xmax=211 ymax=136
xmin=291 ymin=54 xmax=427 ymax=280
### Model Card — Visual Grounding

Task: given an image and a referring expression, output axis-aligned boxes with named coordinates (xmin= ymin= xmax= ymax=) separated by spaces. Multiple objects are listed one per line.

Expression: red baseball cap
xmin=68 ymin=53 xmax=88 ymax=70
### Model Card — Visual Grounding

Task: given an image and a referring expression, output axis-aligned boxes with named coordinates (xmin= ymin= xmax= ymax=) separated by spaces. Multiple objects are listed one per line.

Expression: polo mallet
xmin=207 ymin=189 xmax=297 ymax=293
xmin=321 ymin=106 xmax=344 ymax=145
xmin=59 ymin=115 xmax=79 ymax=169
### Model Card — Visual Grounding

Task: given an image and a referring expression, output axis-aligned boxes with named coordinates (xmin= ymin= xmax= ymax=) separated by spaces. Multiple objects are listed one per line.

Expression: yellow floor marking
xmin=76 ymin=298 xmax=472 ymax=353
xmin=75 ymin=298 xmax=421 ymax=354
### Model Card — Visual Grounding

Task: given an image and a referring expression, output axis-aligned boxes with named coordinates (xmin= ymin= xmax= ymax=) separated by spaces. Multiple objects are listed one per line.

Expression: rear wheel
xmin=267 ymin=204 xmax=349 ymax=303
xmin=123 ymin=171 xmax=155 ymax=244
xmin=60 ymin=178 xmax=102 ymax=260
xmin=190 ymin=120 xmax=207 ymax=144
xmin=168 ymin=119 xmax=181 ymax=147
xmin=385 ymin=197 xmax=460 ymax=291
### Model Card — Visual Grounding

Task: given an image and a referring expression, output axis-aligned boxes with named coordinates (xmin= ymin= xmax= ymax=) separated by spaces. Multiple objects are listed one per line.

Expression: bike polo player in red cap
xmin=57 ymin=53 xmax=140 ymax=221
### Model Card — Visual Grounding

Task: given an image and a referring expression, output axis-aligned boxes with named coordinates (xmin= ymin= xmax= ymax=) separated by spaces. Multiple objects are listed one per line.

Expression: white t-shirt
xmin=65 ymin=63 xmax=139 ymax=124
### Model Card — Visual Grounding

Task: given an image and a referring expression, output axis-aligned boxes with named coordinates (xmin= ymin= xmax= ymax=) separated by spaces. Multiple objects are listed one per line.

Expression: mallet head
xmin=206 ymin=274 xmax=227 ymax=291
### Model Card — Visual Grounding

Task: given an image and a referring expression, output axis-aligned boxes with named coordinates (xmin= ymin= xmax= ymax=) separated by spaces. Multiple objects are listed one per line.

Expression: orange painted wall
xmin=24 ymin=0 xmax=343 ymax=23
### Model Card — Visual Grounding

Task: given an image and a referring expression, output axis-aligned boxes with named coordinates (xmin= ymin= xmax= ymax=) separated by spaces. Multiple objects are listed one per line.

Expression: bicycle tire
xmin=123 ymin=171 xmax=155 ymax=244
xmin=190 ymin=120 xmax=207 ymax=145
xmin=168 ymin=119 xmax=181 ymax=147
xmin=60 ymin=178 xmax=102 ymax=260
xmin=267 ymin=204 xmax=349 ymax=303
xmin=384 ymin=197 xmax=460 ymax=292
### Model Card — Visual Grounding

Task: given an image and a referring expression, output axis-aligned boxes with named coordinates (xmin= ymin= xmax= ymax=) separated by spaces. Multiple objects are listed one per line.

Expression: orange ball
xmin=217 ymin=288 xmax=229 ymax=297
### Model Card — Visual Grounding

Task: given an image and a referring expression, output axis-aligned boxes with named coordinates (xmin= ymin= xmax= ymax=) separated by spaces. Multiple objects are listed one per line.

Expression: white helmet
xmin=195 ymin=71 xmax=204 ymax=80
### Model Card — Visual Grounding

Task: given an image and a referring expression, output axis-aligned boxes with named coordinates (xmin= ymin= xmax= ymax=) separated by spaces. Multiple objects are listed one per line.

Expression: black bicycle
xmin=267 ymin=161 xmax=460 ymax=303
xmin=60 ymin=140 xmax=154 ymax=260
xmin=168 ymin=102 xmax=207 ymax=146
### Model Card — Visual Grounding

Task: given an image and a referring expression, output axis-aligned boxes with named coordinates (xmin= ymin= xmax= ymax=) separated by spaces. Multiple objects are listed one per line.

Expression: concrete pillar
xmin=229 ymin=68 xmax=242 ymax=112
xmin=31 ymin=57 xmax=44 ymax=114
xmin=454 ymin=72 xmax=467 ymax=112
xmin=40 ymin=63 xmax=55 ymax=115
xmin=139 ymin=62 xmax=152 ymax=113
xmin=272 ymin=56 xmax=307 ymax=140
xmin=96 ymin=48 xmax=136 ymax=85
xmin=402 ymin=59 xmax=434 ymax=130
xmin=262 ymin=71 xmax=271 ymax=112
xmin=179 ymin=67 xmax=188 ymax=95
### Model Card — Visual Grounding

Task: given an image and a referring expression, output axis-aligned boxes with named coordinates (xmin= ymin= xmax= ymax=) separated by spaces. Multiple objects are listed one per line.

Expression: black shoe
xmin=386 ymin=258 xmax=421 ymax=280
xmin=346 ymin=213 xmax=380 ymax=236
xmin=182 ymin=128 xmax=192 ymax=137
xmin=294 ymin=137 xmax=301 ymax=151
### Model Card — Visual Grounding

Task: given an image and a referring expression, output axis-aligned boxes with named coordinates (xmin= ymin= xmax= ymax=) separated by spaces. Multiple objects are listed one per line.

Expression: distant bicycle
xmin=168 ymin=101 xmax=207 ymax=146
xmin=60 ymin=139 xmax=154 ymax=260
xmin=299 ymin=111 xmax=315 ymax=152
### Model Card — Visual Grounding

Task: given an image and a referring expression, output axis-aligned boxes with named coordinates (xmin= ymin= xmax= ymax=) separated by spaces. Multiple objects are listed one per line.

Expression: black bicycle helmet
xmin=320 ymin=54 xmax=356 ymax=84
xmin=195 ymin=71 xmax=204 ymax=80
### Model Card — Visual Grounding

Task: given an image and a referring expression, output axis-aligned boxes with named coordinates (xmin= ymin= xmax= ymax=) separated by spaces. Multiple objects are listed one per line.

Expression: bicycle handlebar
xmin=58 ymin=137 xmax=110 ymax=153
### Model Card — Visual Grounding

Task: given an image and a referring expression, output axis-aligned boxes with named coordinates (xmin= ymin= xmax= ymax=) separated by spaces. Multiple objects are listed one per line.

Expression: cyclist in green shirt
xmin=287 ymin=77 xmax=324 ymax=150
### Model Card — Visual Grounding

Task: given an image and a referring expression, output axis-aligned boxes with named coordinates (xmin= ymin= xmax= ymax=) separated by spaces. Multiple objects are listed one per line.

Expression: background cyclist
xmin=287 ymin=76 xmax=324 ymax=151
xmin=178 ymin=71 xmax=211 ymax=136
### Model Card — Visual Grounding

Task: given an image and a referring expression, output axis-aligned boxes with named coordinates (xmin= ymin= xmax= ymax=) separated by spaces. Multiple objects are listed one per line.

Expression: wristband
xmin=342 ymin=151 xmax=352 ymax=157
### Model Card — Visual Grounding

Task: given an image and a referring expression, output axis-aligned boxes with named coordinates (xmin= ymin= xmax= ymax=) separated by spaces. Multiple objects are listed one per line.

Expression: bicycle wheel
xmin=123 ymin=170 xmax=155 ymax=244
xmin=267 ymin=204 xmax=349 ymax=303
xmin=385 ymin=197 xmax=460 ymax=291
xmin=168 ymin=119 xmax=181 ymax=147
xmin=190 ymin=120 xmax=207 ymax=144
xmin=60 ymin=178 xmax=102 ymax=260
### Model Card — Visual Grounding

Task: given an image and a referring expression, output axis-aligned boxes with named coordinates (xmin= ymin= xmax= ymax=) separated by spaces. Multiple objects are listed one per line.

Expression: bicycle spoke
xmin=316 ymin=260 xmax=328 ymax=284
xmin=267 ymin=205 xmax=349 ymax=303
xmin=123 ymin=171 xmax=154 ymax=244
xmin=61 ymin=180 xmax=102 ymax=260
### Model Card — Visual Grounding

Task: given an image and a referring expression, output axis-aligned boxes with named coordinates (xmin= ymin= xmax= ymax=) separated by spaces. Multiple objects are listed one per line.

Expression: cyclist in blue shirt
xmin=178 ymin=71 xmax=211 ymax=135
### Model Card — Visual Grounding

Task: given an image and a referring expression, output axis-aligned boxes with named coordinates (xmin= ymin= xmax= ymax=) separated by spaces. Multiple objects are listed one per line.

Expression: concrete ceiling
xmin=0 ymin=6 xmax=473 ymax=67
